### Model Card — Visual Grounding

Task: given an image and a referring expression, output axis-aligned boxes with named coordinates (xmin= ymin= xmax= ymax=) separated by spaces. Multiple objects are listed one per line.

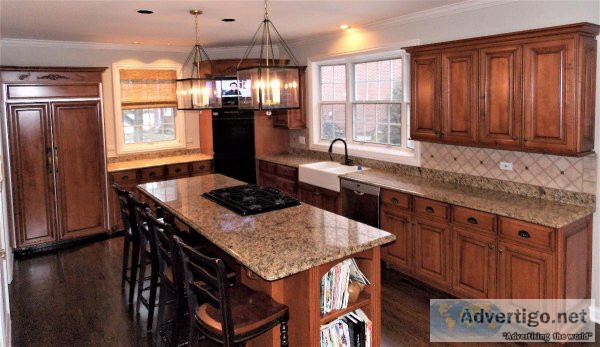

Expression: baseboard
xmin=14 ymin=229 xmax=125 ymax=257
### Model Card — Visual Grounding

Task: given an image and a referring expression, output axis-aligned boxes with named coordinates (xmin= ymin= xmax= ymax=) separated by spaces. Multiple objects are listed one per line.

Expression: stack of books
xmin=321 ymin=258 xmax=370 ymax=314
xmin=320 ymin=308 xmax=372 ymax=347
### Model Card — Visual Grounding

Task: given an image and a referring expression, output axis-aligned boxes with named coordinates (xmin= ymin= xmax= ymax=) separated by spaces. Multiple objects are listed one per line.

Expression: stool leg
xmin=147 ymin=261 xmax=159 ymax=331
xmin=189 ymin=323 xmax=199 ymax=347
xmin=136 ymin=248 xmax=147 ymax=314
xmin=170 ymin=289 xmax=185 ymax=347
xmin=279 ymin=319 xmax=288 ymax=347
xmin=129 ymin=239 xmax=140 ymax=304
xmin=155 ymin=281 xmax=168 ymax=345
xmin=121 ymin=233 xmax=131 ymax=286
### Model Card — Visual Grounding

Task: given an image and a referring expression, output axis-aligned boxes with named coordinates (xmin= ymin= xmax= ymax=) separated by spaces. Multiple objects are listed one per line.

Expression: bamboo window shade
xmin=119 ymin=69 xmax=177 ymax=109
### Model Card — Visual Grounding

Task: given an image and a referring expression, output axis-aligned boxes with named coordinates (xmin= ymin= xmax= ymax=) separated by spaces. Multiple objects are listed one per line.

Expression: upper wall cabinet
xmin=406 ymin=23 xmax=599 ymax=156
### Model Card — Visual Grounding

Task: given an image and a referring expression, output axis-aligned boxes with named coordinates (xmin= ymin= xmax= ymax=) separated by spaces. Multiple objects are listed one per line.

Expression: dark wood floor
xmin=9 ymin=238 xmax=600 ymax=346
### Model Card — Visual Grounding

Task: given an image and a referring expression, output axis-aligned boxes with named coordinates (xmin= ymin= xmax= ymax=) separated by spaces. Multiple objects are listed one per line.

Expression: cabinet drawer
xmin=452 ymin=206 xmax=496 ymax=233
xmin=275 ymin=164 xmax=297 ymax=180
xmin=381 ymin=189 xmax=411 ymax=210
xmin=499 ymin=217 xmax=554 ymax=251
xmin=140 ymin=167 xmax=165 ymax=181
xmin=414 ymin=197 xmax=449 ymax=220
xmin=166 ymin=163 xmax=190 ymax=178
xmin=259 ymin=160 xmax=276 ymax=174
xmin=113 ymin=170 xmax=137 ymax=184
xmin=191 ymin=160 xmax=212 ymax=174
xmin=274 ymin=177 xmax=297 ymax=196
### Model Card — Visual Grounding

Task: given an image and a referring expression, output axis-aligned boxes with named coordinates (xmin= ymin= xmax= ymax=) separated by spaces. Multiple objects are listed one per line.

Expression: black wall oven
xmin=212 ymin=109 xmax=256 ymax=184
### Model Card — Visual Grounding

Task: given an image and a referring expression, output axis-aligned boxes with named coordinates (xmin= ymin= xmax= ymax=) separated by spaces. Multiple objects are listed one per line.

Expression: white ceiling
xmin=0 ymin=0 xmax=466 ymax=47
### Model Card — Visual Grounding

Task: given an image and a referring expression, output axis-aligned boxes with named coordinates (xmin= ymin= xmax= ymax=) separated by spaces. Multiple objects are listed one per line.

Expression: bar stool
xmin=175 ymin=236 xmax=290 ymax=347
xmin=112 ymin=183 xmax=141 ymax=304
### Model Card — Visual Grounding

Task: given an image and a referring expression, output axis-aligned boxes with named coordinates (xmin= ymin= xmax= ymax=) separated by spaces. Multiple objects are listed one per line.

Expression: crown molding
xmin=288 ymin=0 xmax=519 ymax=47
xmin=0 ymin=37 xmax=249 ymax=58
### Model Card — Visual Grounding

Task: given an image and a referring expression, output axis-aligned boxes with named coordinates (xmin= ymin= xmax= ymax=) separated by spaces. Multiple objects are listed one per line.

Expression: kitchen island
xmin=137 ymin=174 xmax=395 ymax=346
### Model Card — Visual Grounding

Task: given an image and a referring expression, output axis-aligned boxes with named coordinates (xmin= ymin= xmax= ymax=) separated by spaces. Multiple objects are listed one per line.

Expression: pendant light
xmin=176 ymin=10 xmax=220 ymax=110
xmin=237 ymin=0 xmax=300 ymax=114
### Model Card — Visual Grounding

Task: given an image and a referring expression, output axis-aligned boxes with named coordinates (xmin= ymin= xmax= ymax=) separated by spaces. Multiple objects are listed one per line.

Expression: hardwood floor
xmin=9 ymin=238 xmax=600 ymax=346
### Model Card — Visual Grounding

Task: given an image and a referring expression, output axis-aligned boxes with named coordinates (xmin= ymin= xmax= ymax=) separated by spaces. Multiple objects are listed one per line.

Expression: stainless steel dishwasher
xmin=341 ymin=178 xmax=380 ymax=228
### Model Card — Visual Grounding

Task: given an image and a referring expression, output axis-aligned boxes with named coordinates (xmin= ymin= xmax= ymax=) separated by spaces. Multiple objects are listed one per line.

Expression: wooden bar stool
xmin=112 ymin=183 xmax=142 ymax=305
xmin=176 ymin=236 xmax=290 ymax=347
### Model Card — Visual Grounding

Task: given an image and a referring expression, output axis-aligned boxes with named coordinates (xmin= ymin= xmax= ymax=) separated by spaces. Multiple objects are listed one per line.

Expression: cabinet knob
xmin=175 ymin=168 xmax=181 ymax=173
xmin=425 ymin=206 xmax=434 ymax=213
xmin=391 ymin=197 xmax=399 ymax=204
xmin=149 ymin=172 xmax=155 ymax=176
xmin=467 ymin=217 xmax=478 ymax=224
xmin=498 ymin=248 xmax=504 ymax=254
xmin=488 ymin=243 xmax=495 ymax=249
xmin=122 ymin=175 xmax=129 ymax=180
xmin=518 ymin=230 xmax=531 ymax=238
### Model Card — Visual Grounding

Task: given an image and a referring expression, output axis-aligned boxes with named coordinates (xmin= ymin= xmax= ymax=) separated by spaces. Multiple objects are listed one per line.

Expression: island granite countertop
xmin=256 ymin=153 xmax=594 ymax=229
xmin=137 ymin=174 xmax=395 ymax=281
xmin=107 ymin=153 xmax=213 ymax=173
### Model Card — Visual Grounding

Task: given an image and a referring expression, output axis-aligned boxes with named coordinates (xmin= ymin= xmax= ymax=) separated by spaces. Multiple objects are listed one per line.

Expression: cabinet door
xmin=273 ymin=66 xmax=306 ymax=129
xmin=523 ymin=38 xmax=576 ymax=153
xmin=413 ymin=217 xmax=451 ymax=288
xmin=7 ymin=103 xmax=57 ymax=247
xmin=298 ymin=184 xmax=319 ymax=207
xmin=498 ymin=241 xmax=554 ymax=299
xmin=319 ymin=188 xmax=341 ymax=214
xmin=410 ymin=52 xmax=441 ymax=141
xmin=380 ymin=206 xmax=412 ymax=273
xmin=479 ymin=45 xmax=522 ymax=148
xmin=441 ymin=49 xmax=478 ymax=144
xmin=452 ymin=227 xmax=496 ymax=298
xmin=52 ymin=101 xmax=108 ymax=240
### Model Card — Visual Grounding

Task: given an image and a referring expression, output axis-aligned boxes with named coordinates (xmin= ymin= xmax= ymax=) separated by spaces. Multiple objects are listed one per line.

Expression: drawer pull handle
xmin=198 ymin=165 xmax=205 ymax=170
xmin=467 ymin=217 xmax=478 ymax=224
xmin=175 ymin=168 xmax=181 ymax=173
xmin=518 ymin=230 xmax=531 ymax=238
xmin=425 ymin=206 xmax=434 ymax=213
xmin=149 ymin=172 xmax=155 ymax=176
xmin=122 ymin=175 xmax=128 ymax=180
xmin=390 ymin=197 xmax=398 ymax=204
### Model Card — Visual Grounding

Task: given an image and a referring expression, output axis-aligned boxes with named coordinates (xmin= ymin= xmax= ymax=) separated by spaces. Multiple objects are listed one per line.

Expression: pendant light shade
xmin=237 ymin=0 xmax=300 ymax=112
xmin=177 ymin=10 xmax=221 ymax=110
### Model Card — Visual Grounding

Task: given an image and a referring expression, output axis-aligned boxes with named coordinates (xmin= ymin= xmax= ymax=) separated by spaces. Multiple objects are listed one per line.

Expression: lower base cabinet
xmin=413 ymin=217 xmax=451 ymax=289
xmin=297 ymin=182 xmax=341 ymax=214
xmin=380 ymin=187 xmax=592 ymax=299
xmin=498 ymin=241 xmax=554 ymax=299
xmin=452 ymin=227 xmax=497 ymax=298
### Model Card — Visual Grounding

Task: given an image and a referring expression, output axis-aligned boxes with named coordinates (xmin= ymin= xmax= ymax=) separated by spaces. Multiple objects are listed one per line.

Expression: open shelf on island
xmin=320 ymin=291 xmax=371 ymax=325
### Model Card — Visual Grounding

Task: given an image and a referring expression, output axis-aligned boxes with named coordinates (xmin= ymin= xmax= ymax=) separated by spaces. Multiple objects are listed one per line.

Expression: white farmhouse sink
xmin=298 ymin=161 xmax=365 ymax=192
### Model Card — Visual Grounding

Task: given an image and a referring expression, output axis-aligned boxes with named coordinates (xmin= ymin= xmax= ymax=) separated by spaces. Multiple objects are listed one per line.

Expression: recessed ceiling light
xmin=340 ymin=24 xmax=350 ymax=30
xmin=137 ymin=9 xmax=154 ymax=14
xmin=132 ymin=41 xmax=141 ymax=45
xmin=222 ymin=18 xmax=236 ymax=22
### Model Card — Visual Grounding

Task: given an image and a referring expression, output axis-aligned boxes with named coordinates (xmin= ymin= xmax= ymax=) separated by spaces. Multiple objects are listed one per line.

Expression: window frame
xmin=112 ymin=63 xmax=186 ymax=155
xmin=309 ymin=48 xmax=420 ymax=166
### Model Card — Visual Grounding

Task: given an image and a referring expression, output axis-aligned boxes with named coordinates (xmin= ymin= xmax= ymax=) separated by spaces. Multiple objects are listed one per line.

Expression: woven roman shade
xmin=120 ymin=69 xmax=177 ymax=109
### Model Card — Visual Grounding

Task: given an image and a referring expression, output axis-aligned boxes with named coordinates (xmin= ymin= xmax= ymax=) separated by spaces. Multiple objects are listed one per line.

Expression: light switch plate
xmin=299 ymin=136 xmax=306 ymax=145
xmin=499 ymin=162 xmax=513 ymax=171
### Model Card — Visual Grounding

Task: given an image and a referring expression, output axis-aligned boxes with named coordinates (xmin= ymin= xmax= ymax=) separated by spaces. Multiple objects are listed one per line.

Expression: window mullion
xmin=346 ymin=62 xmax=353 ymax=143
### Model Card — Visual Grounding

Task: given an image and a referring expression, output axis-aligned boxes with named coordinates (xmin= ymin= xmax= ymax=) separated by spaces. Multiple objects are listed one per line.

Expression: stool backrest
xmin=112 ymin=183 xmax=135 ymax=234
xmin=175 ymin=236 xmax=235 ymax=344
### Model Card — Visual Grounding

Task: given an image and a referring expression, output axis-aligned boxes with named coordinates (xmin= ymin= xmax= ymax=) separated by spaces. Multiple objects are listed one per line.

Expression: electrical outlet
xmin=499 ymin=162 xmax=513 ymax=171
xmin=299 ymin=136 xmax=306 ymax=145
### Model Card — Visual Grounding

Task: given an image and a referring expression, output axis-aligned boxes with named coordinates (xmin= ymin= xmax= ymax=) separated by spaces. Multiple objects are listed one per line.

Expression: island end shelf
xmin=136 ymin=174 xmax=394 ymax=347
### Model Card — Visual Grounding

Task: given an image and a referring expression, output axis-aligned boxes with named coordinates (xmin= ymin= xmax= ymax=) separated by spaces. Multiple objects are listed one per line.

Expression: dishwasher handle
xmin=340 ymin=179 xmax=380 ymax=196
xmin=353 ymin=190 xmax=365 ymax=196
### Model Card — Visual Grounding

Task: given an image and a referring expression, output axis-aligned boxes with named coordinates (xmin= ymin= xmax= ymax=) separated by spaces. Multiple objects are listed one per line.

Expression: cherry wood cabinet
xmin=441 ymin=49 xmax=478 ymax=144
xmin=257 ymin=160 xmax=297 ymax=197
xmin=413 ymin=216 xmax=451 ymax=288
xmin=479 ymin=45 xmax=522 ymax=148
xmin=406 ymin=22 xmax=599 ymax=156
xmin=1 ymin=67 xmax=109 ymax=249
xmin=378 ymin=187 xmax=592 ymax=299
xmin=297 ymin=182 xmax=341 ymax=214
xmin=410 ymin=52 xmax=441 ymax=141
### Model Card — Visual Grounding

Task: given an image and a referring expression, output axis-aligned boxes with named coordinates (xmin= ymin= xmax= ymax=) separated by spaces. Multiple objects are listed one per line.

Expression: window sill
xmin=309 ymin=141 xmax=421 ymax=166
xmin=116 ymin=141 xmax=186 ymax=156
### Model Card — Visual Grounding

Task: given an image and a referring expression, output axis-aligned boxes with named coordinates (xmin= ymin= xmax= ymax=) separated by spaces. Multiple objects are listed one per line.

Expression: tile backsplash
xmin=421 ymin=143 xmax=596 ymax=195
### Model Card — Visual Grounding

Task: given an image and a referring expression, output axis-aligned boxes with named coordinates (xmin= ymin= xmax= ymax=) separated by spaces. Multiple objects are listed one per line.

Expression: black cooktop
xmin=203 ymin=184 xmax=300 ymax=216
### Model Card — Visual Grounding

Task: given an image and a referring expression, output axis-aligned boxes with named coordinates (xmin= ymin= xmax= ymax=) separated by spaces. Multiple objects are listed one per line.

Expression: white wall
xmin=289 ymin=0 xmax=600 ymax=316
xmin=0 ymin=43 xmax=196 ymax=157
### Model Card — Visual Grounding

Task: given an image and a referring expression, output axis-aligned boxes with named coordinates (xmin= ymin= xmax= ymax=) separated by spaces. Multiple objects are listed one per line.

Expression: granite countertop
xmin=256 ymin=153 xmax=321 ymax=168
xmin=107 ymin=153 xmax=213 ymax=173
xmin=256 ymin=153 xmax=593 ymax=229
xmin=342 ymin=169 xmax=594 ymax=229
xmin=137 ymin=174 xmax=395 ymax=281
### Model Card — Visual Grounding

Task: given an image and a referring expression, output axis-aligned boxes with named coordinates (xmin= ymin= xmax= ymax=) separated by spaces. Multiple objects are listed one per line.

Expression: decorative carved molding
xmin=37 ymin=74 xmax=70 ymax=81
xmin=18 ymin=73 xmax=31 ymax=80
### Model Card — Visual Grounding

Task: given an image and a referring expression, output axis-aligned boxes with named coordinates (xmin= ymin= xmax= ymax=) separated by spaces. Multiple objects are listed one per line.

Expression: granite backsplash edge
xmin=288 ymin=148 xmax=595 ymax=207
